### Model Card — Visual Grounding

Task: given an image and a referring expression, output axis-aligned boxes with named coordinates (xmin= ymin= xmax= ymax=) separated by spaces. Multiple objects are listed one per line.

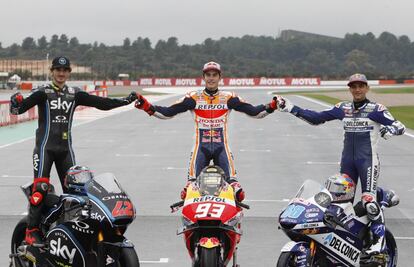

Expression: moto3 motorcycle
xmin=170 ymin=167 xmax=250 ymax=267
xmin=277 ymin=179 xmax=398 ymax=267
xmin=10 ymin=172 xmax=139 ymax=267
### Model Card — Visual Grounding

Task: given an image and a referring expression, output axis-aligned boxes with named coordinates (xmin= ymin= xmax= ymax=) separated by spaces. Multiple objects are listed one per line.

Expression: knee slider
xmin=33 ymin=177 xmax=50 ymax=194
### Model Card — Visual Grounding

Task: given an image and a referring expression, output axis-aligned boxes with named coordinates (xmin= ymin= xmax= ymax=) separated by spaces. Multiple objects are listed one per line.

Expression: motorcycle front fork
xmin=232 ymin=247 xmax=240 ymax=267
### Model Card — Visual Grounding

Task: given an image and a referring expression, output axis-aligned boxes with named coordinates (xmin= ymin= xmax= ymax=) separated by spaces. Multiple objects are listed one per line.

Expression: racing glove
xmin=123 ymin=91 xmax=138 ymax=104
xmin=276 ymin=95 xmax=293 ymax=113
xmin=265 ymin=97 xmax=278 ymax=113
xmin=180 ymin=180 xmax=194 ymax=200
xmin=10 ymin=92 xmax=24 ymax=114
xmin=230 ymin=182 xmax=245 ymax=202
xmin=380 ymin=125 xmax=397 ymax=140
xmin=135 ymin=95 xmax=154 ymax=115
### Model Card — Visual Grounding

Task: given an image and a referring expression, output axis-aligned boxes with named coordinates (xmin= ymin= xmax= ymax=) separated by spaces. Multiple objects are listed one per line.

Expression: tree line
xmin=0 ymin=32 xmax=413 ymax=80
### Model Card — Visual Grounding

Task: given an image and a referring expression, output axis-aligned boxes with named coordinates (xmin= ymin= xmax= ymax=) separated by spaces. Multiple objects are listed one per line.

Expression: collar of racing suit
xmin=353 ymin=98 xmax=370 ymax=110
xmin=51 ymin=81 xmax=67 ymax=91
xmin=204 ymin=88 xmax=219 ymax=97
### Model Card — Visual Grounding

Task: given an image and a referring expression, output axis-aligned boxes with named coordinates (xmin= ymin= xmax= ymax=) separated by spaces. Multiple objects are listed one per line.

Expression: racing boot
xmin=361 ymin=194 xmax=387 ymax=265
xmin=378 ymin=188 xmax=400 ymax=208
xmin=25 ymin=177 xmax=49 ymax=247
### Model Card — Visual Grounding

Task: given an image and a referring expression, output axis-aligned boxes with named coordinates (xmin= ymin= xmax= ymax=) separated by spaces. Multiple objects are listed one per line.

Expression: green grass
xmin=300 ymin=94 xmax=343 ymax=105
xmin=298 ymin=94 xmax=413 ymax=129
xmin=372 ymin=87 xmax=414 ymax=94
xmin=387 ymin=106 xmax=414 ymax=129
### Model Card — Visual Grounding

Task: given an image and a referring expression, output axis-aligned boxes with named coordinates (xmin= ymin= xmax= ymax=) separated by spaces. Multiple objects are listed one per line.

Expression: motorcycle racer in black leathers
xmin=9 ymin=56 xmax=137 ymax=246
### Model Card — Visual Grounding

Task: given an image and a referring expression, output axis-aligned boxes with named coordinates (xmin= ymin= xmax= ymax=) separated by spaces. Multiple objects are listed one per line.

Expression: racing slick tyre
xmin=119 ymin=247 xmax=140 ymax=267
xmin=384 ymin=229 xmax=398 ymax=267
xmin=10 ymin=216 xmax=35 ymax=267
xmin=276 ymin=252 xmax=296 ymax=267
xmin=200 ymin=247 xmax=220 ymax=267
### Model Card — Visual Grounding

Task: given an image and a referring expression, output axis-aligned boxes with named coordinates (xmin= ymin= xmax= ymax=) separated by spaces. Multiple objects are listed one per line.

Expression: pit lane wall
xmin=0 ymin=89 xmax=107 ymax=127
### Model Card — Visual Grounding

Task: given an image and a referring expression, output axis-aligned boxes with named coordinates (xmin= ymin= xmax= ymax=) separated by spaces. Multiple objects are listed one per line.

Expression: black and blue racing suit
xmin=12 ymin=83 xmax=130 ymax=186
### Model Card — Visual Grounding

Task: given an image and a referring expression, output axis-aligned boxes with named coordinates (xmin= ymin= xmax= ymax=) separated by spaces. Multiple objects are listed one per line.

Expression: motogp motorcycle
xmin=170 ymin=168 xmax=250 ymax=267
xmin=277 ymin=180 xmax=398 ymax=267
xmin=10 ymin=173 xmax=139 ymax=267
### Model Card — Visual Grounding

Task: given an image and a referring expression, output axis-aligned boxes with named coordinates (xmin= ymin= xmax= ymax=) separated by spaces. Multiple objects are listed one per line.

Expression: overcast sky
xmin=1 ymin=0 xmax=412 ymax=47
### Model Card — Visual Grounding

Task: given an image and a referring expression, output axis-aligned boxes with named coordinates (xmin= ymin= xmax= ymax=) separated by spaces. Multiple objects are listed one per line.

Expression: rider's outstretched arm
xmin=228 ymin=95 xmax=274 ymax=118
xmin=10 ymin=89 xmax=47 ymax=115
xmin=278 ymin=96 xmax=344 ymax=125
xmin=290 ymin=104 xmax=344 ymax=125
xmin=75 ymin=91 xmax=135 ymax=110
xmin=151 ymin=96 xmax=196 ymax=119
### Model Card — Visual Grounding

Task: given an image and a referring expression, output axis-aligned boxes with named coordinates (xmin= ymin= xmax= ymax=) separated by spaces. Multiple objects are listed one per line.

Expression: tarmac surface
xmin=0 ymin=89 xmax=413 ymax=266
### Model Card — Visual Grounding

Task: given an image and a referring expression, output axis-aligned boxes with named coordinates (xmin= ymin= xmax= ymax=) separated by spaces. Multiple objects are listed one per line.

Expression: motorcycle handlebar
xmin=170 ymin=200 xmax=184 ymax=210
xmin=236 ymin=201 xmax=250 ymax=210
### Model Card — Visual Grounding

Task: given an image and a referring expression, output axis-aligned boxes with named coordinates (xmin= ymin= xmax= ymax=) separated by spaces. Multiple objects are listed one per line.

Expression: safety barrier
xmin=0 ymin=89 xmax=107 ymax=127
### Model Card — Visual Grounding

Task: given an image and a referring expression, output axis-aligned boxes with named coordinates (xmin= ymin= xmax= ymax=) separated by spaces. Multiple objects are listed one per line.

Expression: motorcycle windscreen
xmin=86 ymin=173 xmax=136 ymax=225
xmin=46 ymin=226 xmax=87 ymax=267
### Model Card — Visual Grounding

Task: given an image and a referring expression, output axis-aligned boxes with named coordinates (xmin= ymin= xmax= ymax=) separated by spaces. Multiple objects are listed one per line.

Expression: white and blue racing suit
xmin=289 ymin=98 xmax=405 ymax=252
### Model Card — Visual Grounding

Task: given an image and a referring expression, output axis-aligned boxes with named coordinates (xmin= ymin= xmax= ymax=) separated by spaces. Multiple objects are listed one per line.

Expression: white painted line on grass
xmin=141 ymin=258 xmax=169 ymax=264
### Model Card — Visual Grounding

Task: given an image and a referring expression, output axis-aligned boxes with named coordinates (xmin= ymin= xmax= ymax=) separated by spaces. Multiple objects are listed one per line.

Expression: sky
xmin=1 ymin=0 xmax=412 ymax=47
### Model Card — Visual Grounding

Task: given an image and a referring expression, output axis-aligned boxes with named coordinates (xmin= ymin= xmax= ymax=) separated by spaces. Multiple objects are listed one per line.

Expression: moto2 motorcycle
xmin=170 ymin=169 xmax=250 ymax=267
xmin=10 ymin=172 xmax=139 ymax=267
xmin=277 ymin=179 xmax=398 ymax=267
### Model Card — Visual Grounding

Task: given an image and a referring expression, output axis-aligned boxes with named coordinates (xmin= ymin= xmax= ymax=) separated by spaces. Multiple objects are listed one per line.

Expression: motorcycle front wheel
xmin=10 ymin=216 xmax=36 ymax=267
xmin=119 ymin=247 xmax=140 ymax=267
xmin=199 ymin=247 xmax=220 ymax=267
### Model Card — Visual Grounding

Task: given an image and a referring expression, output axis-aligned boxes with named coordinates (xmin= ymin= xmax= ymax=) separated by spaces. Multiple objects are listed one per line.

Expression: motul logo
xmin=140 ymin=78 xmax=153 ymax=86
xmin=50 ymin=98 xmax=73 ymax=113
xmin=259 ymin=78 xmax=287 ymax=86
xmin=196 ymin=104 xmax=227 ymax=110
xmin=154 ymin=79 xmax=172 ymax=86
xmin=290 ymin=78 xmax=319 ymax=86
xmin=229 ymin=78 xmax=255 ymax=86
xmin=175 ymin=79 xmax=197 ymax=86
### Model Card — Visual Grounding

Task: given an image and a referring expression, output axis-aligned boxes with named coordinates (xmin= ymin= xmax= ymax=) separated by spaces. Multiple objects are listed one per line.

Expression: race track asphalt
xmin=0 ymin=89 xmax=413 ymax=266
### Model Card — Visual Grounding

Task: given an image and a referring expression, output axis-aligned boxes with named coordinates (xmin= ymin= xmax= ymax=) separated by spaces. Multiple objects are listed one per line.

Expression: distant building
xmin=0 ymin=59 xmax=91 ymax=77
xmin=279 ymin=29 xmax=342 ymax=42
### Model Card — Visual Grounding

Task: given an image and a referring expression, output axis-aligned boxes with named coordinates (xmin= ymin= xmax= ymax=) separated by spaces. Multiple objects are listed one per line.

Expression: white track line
xmin=395 ymin=237 xmax=414 ymax=240
xmin=244 ymin=199 xmax=290 ymax=202
xmin=141 ymin=258 xmax=169 ymax=264
xmin=294 ymin=95 xmax=414 ymax=139
xmin=0 ymin=95 xmax=176 ymax=149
